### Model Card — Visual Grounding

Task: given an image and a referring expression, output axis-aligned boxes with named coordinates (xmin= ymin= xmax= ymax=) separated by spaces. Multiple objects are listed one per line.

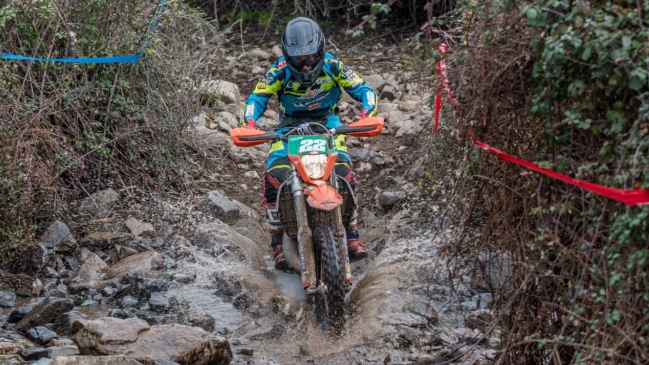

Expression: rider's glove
xmin=243 ymin=118 xmax=256 ymax=129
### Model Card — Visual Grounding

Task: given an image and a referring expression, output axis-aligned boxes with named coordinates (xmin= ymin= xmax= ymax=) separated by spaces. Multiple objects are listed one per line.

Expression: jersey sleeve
xmin=243 ymin=58 xmax=287 ymax=126
xmin=331 ymin=59 xmax=378 ymax=118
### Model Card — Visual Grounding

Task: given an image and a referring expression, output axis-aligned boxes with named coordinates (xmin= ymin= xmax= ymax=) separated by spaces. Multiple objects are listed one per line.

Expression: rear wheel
xmin=313 ymin=226 xmax=346 ymax=333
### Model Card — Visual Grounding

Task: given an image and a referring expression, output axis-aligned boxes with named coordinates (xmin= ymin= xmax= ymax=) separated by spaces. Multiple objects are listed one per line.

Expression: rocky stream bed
xmin=0 ymin=42 xmax=503 ymax=365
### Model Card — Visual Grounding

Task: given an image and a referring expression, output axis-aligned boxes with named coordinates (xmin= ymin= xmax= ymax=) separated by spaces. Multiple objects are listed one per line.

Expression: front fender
xmin=304 ymin=182 xmax=343 ymax=211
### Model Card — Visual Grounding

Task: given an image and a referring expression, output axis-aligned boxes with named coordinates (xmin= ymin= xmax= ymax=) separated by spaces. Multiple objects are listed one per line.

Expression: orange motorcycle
xmin=230 ymin=117 xmax=384 ymax=331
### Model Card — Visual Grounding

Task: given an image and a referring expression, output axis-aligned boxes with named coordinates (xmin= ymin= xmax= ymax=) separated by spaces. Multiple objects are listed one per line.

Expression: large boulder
xmin=106 ymin=252 xmax=164 ymax=279
xmin=14 ymin=297 xmax=75 ymax=332
xmin=25 ymin=326 xmax=58 ymax=345
xmin=200 ymin=191 xmax=241 ymax=223
xmin=39 ymin=220 xmax=77 ymax=253
xmin=79 ymin=188 xmax=120 ymax=219
xmin=74 ymin=317 xmax=232 ymax=365
xmin=52 ymin=311 xmax=88 ymax=337
xmin=199 ymin=80 xmax=240 ymax=106
xmin=65 ymin=251 xmax=108 ymax=293
xmin=191 ymin=220 xmax=265 ymax=269
xmin=194 ymin=127 xmax=233 ymax=149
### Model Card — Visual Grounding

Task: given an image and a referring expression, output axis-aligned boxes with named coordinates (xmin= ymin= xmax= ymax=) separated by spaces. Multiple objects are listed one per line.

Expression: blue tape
xmin=0 ymin=0 xmax=166 ymax=64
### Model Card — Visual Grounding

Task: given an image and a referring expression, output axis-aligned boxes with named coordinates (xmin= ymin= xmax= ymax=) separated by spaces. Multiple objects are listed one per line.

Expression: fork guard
xmin=304 ymin=182 xmax=343 ymax=211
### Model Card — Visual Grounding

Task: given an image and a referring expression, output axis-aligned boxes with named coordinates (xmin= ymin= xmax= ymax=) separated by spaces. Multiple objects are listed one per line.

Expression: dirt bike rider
xmin=242 ymin=17 xmax=379 ymax=271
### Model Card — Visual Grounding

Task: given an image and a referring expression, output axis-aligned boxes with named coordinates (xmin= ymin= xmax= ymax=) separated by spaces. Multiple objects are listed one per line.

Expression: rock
xmin=10 ymin=243 xmax=50 ymax=277
xmin=39 ymin=221 xmax=77 ymax=253
xmin=200 ymin=191 xmax=241 ymax=222
xmin=487 ymin=337 xmax=501 ymax=349
xmin=0 ymin=328 xmax=36 ymax=355
xmin=125 ymin=217 xmax=155 ymax=238
xmin=347 ymin=148 xmax=376 ymax=163
xmin=79 ymin=188 xmax=120 ymax=219
xmin=14 ymin=297 xmax=74 ymax=332
xmin=48 ymin=344 xmax=80 ymax=358
xmin=452 ymin=327 xmax=475 ymax=340
xmin=251 ymin=65 xmax=264 ymax=74
xmin=199 ymin=80 xmax=240 ymax=106
xmin=50 ymin=356 xmax=144 ymax=365
xmin=271 ymin=45 xmax=283 ymax=59
xmin=415 ymin=355 xmax=446 ymax=365
xmin=218 ymin=121 xmax=231 ymax=131
xmin=34 ymin=359 xmax=53 ymax=365
xmin=194 ymin=127 xmax=233 ymax=149
xmin=215 ymin=111 xmax=239 ymax=128
xmin=25 ymin=326 xmax=58 ymax=345
xmin=74 ymin=318 xmax=232 ymax=365
xmin=148 ymin=294 xmax=170 ymax=313
xmin=243 ymin=171 xmax=259 ymax=179
xmin=108 ymin=309 xmax=133 ymax=319
xmin=396 ymin=120 xmax=421 ymax=137
xmin=0 ymin=313 xmax=5 ymax=327
xmin=220 ymin=104 xmax=241 ymax=117
xmin=250 ymin=48 xmax=270 ymax=60
xmin=52 ymin=311 xmax=87 ymax=337
xmin=357 ymin=162 xmax=372 ymax=172
xmin=65 ymin=252 xmax=108 ymax=293
xmin=398 ymin=100 xmax=419 ymax=112
xmin=0 ymin=355 xmax=24 ymax=364
xmin=236 ymin=348 xmax=253 ymax=356
xmin=170 ymin=273 xmax=195 ymax=284
xmin=106 ymin=252 xmax=164 ymax=279
xmin=120 ymin=296 xmax=139 ymax=309
xmin=21 ymin=346 xmax=48 ymax=361
xmin=176 ymin=311 xmax=216 ymax=332
xmin=465 ymin=309 xmax=494 ymax=331
xmin=377 ymin=313 xmax=428 ymax=328
xmin=82 ymin=232 xmax=132 ymax=248
xmin=228 ymin=146 xmax=254 ymax=163
xmin=362 ymin=74 xmax=386 ymax=92
xmin=378 ymin=191 xmax=407 ymax=208
xmin=8 ymin=305 xmax=33 ymax=323
xmin=192 ymin=221 xmax=265 ymax=269
xmin=0 ymin=290 xmax=16 ymax=308
xmin=191 ymin=113 xmax=207 ymax=128
xmin=380 ymin=85 xmax=397 ymax=101
xmin=154 ymin=360 xmax=180 ymax=365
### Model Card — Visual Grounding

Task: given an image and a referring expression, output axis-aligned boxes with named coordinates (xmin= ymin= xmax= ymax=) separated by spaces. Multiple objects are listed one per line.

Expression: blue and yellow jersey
xmin=243 ymin=52 xmax=378 ymax=126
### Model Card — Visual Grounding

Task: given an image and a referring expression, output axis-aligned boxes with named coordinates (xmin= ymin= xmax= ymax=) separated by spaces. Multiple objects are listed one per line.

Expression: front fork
xmin=290 ymin=166 xmax=317 ymax=294
xmin=291 ymin=166 xmax=353 ymax=294
xmin=330 ymin=172 xmax=353 ymax=292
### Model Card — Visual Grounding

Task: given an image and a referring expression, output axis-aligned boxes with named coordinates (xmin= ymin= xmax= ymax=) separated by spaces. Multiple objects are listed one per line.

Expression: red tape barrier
xmin=435 ymin=44 xmax=457 ymax=133
xmin=434 ymin=44 xmax=649 ymax=206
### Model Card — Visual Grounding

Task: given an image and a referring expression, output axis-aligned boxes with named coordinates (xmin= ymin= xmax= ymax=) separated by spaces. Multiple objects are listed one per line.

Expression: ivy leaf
xmin=628 ymin=77 xmax=643 ymax=91
xmin=622 ymin=36 xmax=631 ymax=49
xmin=582 ymin=47 xmax=591 ymax=61
xmin=525 ymin=8 xmax=538 ymax=20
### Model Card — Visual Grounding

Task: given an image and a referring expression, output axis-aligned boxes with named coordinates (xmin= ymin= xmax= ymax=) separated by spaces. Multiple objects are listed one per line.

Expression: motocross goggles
xmin=292 ymin=52 xmax=322 ymax=69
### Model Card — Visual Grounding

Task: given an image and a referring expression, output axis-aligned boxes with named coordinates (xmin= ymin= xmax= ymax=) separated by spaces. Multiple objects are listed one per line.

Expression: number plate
xmin=288 ymin=135 xmax=329 ymax=155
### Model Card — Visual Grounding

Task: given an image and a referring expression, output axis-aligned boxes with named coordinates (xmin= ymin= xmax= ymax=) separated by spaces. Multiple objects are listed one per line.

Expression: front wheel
xmin=313 ymin=226 xmax=346 ymax=333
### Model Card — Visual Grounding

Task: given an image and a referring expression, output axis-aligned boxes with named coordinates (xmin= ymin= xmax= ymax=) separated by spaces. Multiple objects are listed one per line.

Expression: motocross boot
xmin=266 ymin=205 xmax=289 ymax=271
xmin=346 ymin=230 xmax=368 ymax=262
xmin=271 ymin=236 xmax=289 ymax=271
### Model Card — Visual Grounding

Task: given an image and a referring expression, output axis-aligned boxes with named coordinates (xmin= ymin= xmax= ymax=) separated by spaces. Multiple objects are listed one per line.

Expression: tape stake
xmin=467 ymin=127 xmax=649 ymax=206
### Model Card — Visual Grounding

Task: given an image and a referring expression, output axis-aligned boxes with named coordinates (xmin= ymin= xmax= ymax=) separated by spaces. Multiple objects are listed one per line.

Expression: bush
xmin=0 ymin=0 xmax=222 ymax=249
xmin=413 ymin=0 xmax=649 ymax=363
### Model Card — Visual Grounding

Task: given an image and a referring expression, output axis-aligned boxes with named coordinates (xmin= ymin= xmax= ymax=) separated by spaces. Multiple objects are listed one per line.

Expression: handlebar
xmin=237 ymin=122 xmax=377 ymax=143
